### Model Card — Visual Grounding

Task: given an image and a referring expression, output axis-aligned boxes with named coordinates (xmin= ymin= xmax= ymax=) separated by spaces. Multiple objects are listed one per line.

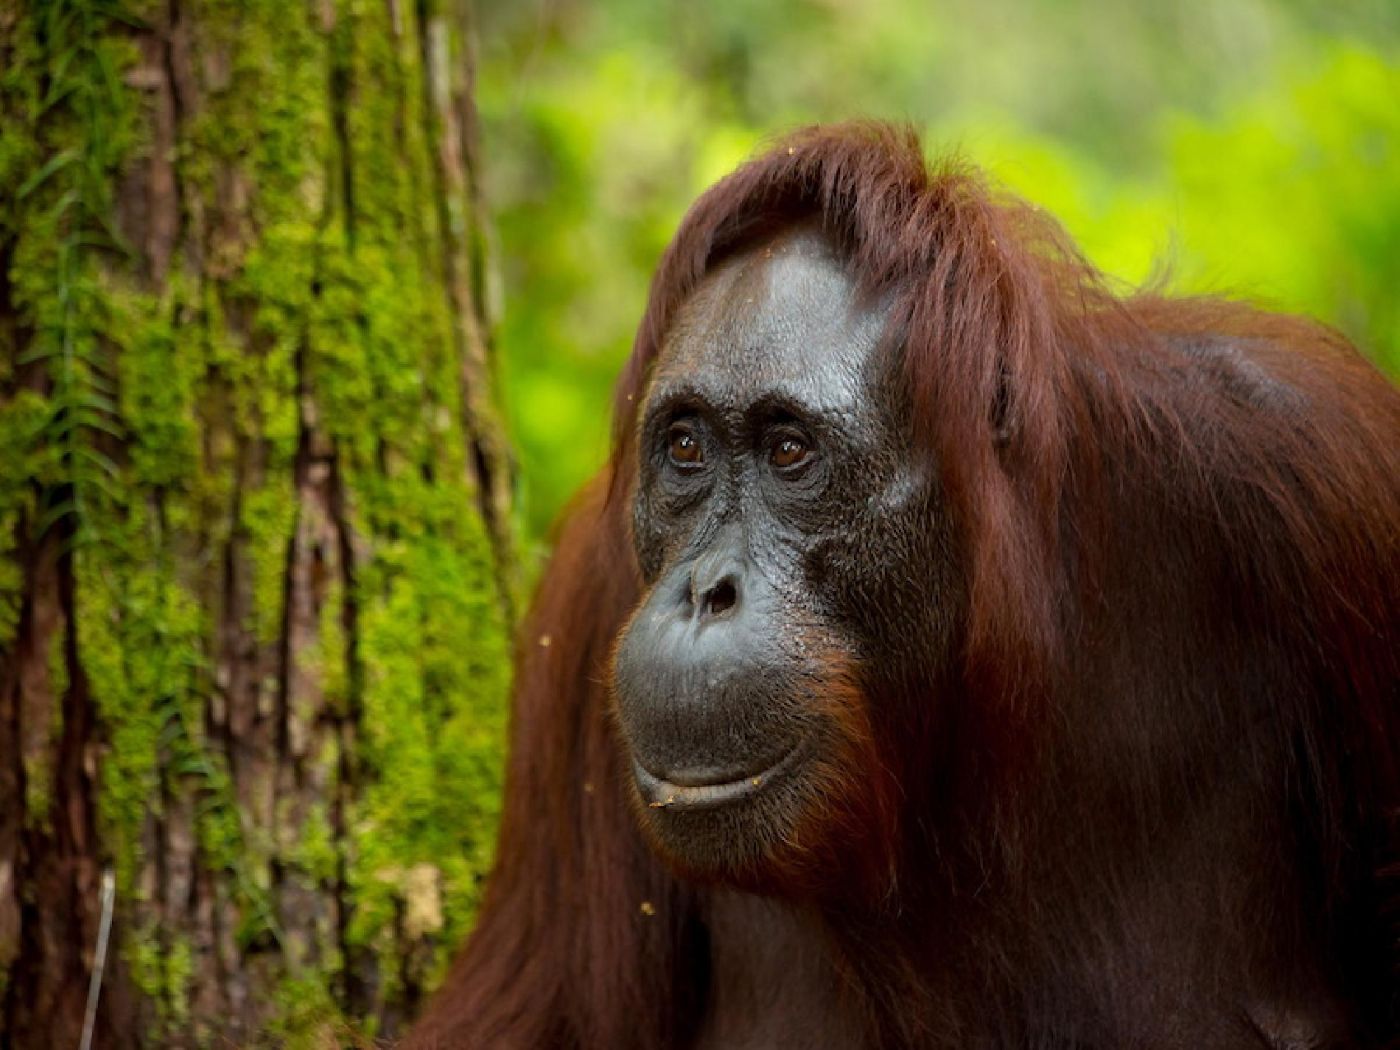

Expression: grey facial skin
xmin=611 ymin=226 xmax=957 ymax=878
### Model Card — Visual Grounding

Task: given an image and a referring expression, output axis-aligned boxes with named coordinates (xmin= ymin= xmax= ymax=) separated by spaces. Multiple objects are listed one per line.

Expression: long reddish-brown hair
xmin=407 ymin=122 xmax=1400 ymax=1048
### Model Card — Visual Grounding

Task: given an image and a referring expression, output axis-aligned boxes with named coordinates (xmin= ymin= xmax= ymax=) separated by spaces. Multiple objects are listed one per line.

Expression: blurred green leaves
xmin=476 ymin=1 xmax=1400 ymax=540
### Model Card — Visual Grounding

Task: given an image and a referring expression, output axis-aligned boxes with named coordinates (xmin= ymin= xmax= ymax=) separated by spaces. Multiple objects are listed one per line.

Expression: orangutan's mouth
xmin=631 ymin=737 xmax=808 ymax=812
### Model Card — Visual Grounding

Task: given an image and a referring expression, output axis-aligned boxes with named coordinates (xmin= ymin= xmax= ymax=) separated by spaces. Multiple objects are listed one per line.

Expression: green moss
xmin=1 ymin=0 xmax=143 ymax=870
xmin=0 ymin=549 xmax=22 ymax=652
xmin=190 ymin=0 xmax=510 ymax=1026
xmin=112 ymin=279 xmax=200 ymax=491
xmin=291 ymin=797 xmax=340 ymax=888
xmin=0 ymin=393 xmax=46 ymax=649
xmin=1 ymin=0 xmax=512 ymax=1040
xmin=346 ymin=524 xmax=509 ymax=987
xmin=75 ymin=524 xmax=200 ymax=889
xmin=265 ymin=972 xmax=343 ymax=1050
xmin=20 ymin=626 xmax=69 ymax=827
xmin=127 ymin=924 xmax=194 ymax=1036
xmin=241 ymin=481 xmax=298 ymax=645
xmin=304 ymin=0 xmax=512 ymax=991
xmin=316 ymin=580 xmax=348 ymax=711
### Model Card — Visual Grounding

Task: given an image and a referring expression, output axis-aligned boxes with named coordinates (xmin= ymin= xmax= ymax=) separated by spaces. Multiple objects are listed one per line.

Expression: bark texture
xmin=0 ymin=0 xmax=512 ymax=1045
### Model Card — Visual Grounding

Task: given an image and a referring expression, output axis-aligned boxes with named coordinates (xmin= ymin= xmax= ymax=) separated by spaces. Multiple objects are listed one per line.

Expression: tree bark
xmin=0 ymin=0 xmax=512 ymax=1044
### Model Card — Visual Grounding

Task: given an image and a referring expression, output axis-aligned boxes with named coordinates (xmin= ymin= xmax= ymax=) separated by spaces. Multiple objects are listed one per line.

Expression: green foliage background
xmin=475 ymin=0 xmax=1400 ymax=542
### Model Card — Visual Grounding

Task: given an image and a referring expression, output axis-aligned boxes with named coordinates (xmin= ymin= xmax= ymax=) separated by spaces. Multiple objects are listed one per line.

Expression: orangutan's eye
xmin=770 ymin=435 xmax=809 ymax=470
xmin=667 ymin=424 xmax=704 ymax=469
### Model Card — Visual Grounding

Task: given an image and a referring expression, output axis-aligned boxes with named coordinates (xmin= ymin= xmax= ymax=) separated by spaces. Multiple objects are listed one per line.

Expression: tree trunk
xmin=0 ymin=0 xmax=512 ymax=1044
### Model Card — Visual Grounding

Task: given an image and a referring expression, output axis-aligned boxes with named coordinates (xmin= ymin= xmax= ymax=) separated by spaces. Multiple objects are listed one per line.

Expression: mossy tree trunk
xmin=0 ymin=1 xmax=513 ymax=1045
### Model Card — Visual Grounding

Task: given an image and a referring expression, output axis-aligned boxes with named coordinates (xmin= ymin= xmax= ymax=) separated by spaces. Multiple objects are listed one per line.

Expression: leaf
xmin=72 ymin=468 xmax=124 ymax=505
xmin=39 ymin=44 xmax=79 ymax=114
xmin=17 ymin=149 xmax=79 ymax=200
xmin=75 ymin=445 xmax=121 ymax=477
xmin=75 ymin=389 xmax=119 ymax=415
xmin=17 ymin=343 xmax=60 ymax=366
xmin=86 ymin=1 xmax=150 ymax=31
xmin=70 ymin=411 xmax=125 ymax=441
xmin=92 ymin=209 xmax=136 ymax=258
xmin=47 ymin=187 xmax=82 ymax=220
xmin=35 ymin=498 xmax=77 ymax=537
